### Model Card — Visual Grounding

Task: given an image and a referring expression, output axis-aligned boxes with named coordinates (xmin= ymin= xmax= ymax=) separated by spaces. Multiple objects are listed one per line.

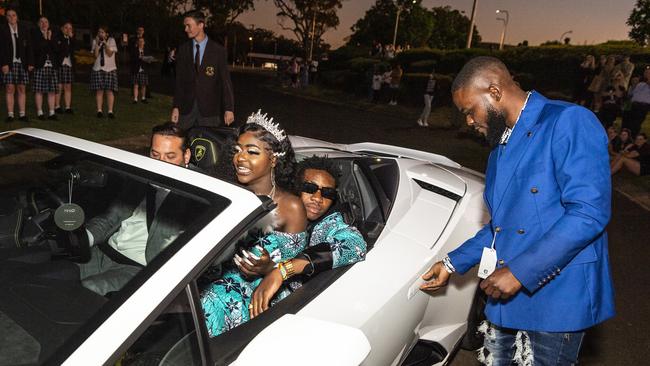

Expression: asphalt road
xmin=156 ymin=70 xmax=650 ymax=365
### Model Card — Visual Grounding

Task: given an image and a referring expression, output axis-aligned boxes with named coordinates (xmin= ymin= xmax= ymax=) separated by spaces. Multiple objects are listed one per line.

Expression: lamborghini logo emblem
xmin=194 ymin=145 xmax=206 ymax=161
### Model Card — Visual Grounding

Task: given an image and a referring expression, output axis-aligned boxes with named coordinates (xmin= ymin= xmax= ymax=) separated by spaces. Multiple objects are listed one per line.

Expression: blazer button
xmin=517 ymin=229 xmax=525 ymax=234
xmin=556 ymin=268 xmax=561 ymax=274
xmin=530 ymin=187 xmax=539 ymax=194
xmin=498 ymin=259 xmax=505 ymax=265
xmin=527 ymin=131 xmax=533 ymax=137
xmin=538 ymin=281 xmax=543 ymax=286
xmin=495 ymin=226 xmax=502 ymax=232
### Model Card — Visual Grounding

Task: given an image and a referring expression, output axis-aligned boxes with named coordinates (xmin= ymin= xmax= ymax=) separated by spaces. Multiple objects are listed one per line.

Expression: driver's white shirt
xmin=86 ymin=188 xmax=173 ymax=266
xmin=107 ymin=200 xmax=148 ymax=265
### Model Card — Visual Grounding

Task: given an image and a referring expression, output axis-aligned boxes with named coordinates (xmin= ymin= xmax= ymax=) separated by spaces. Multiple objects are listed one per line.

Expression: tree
xmin=427 ymin=6 xmax=480 ymax=49
xmin=627 ymin=0 xmax=650 ymax=45
xmin=193 ymin=0 xmax=255 ymax=30
xmin=272 ymin=0 xmax=344 ymax=58
xmin=348 ymin=1 xmax=479 ymax=50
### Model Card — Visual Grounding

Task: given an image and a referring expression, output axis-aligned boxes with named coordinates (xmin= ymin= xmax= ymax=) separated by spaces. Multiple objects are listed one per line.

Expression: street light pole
xmin=392 ymin=6 xmax=402 ymax=49
xmin=308 ymin=9 xmax=316 ymax=61
xmin=466 ymin=0 xmax=479 ymax=48
xmin=496 ymin=9 xmax=509 ymax=51
xmin=248 ymin=24 xmax=254 ymax=67
xmin=392 ymin=1 xmax=416 ymax=49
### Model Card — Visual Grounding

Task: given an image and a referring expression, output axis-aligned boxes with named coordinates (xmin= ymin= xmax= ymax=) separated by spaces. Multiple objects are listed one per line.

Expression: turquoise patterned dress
xmin=201 ymin=230 xmax=307 ymax=337
xmin=200 ymin=211 xmax=366 ymax=338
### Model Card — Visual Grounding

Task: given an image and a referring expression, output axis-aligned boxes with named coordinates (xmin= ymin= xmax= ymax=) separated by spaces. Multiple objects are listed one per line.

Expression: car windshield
xmin=0 ymin=133 xmax=230 ymax=365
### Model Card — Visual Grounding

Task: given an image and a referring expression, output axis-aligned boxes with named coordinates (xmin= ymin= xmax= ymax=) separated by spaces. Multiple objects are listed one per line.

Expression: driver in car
xmin=79 ymin=122 xmax=193 ymax=295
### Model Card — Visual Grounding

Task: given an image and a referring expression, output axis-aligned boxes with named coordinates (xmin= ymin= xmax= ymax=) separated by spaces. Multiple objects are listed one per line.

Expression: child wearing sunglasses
xmin=248 ymin=155 xmax=368 ymax=318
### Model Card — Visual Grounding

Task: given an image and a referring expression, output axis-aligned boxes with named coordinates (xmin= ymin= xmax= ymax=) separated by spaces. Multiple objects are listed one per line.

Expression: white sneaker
xmin=416 ymin=119 xmax=423 ymax=126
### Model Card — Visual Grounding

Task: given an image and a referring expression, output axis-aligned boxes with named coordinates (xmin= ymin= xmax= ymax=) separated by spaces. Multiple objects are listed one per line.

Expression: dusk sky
xmin=239 ymin=0 xmax=637 ymax=48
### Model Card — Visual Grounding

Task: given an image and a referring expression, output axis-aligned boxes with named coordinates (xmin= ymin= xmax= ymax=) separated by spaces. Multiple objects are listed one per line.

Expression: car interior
xmin=0 ymin=131 xmax=401 ymax=365
xmin=0 ymin=134 xmax=228 ymax=366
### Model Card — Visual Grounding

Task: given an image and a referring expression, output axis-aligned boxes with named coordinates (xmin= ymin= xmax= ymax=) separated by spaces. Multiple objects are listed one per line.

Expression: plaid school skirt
xmin=2 ymin=62 xmax=29 ymax=85
xmin=33 ymin=67 xmax=59 ymax=93
xmin=58 ymin=65 xmax=74 ymax=84
xmin=90 ymin=69 xmax=118 ymax=92
xmin=132 ymin=71 xmax=149 ymax=86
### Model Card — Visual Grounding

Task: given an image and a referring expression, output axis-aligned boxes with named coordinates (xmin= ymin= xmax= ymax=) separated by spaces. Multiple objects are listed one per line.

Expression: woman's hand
xmin=250 ymin=269 xmax=283 ymax=319
xmin=235 ymin=247 xmax=275 ymax=277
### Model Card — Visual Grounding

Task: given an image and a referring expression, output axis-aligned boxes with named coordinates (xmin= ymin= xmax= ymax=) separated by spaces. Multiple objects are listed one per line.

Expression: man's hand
xmin=250 ymin=269 xmax=283 ymax=319
xmin=480 ymin=267 xmax=522 ymax=300
xmin=171 ymin=108 xmax=179 ymax=123
xmin=28 ymin=65 xmax=34 ymax=72
xmin=419 ymin=261 xmax=451 ymax=295
xmin=1 ymin=65 xmax=8 ymax=74
xmin=224 ymin=111 xmax=234 ymax=125
xmin=235 ymin=248 xmax=275 ymax=277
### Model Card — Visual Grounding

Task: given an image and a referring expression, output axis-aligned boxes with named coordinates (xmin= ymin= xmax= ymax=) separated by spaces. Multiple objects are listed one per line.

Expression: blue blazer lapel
xmin=491 ymin=92 xmax=546 ymax=215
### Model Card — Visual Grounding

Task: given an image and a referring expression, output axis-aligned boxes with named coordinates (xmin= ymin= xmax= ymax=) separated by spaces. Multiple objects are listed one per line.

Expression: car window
xmin=0 ymin=133 xmax=230 ymax=365
xmin=118 ymin=287 xmax=202 ymax=366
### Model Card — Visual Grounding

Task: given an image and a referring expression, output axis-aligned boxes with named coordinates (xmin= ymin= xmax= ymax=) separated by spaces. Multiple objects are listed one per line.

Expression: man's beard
xmin=485 ymin=103 xmax=508 ymax=148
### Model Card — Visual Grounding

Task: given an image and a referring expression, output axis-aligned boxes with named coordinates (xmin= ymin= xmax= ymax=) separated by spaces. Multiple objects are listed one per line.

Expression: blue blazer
xmin=449 ymin=92 xmax=615 ymax=332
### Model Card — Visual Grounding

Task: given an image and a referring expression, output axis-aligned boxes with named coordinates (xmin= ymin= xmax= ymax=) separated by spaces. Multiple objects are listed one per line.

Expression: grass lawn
xmin=0 ymin=83 xmax=172 ymax=142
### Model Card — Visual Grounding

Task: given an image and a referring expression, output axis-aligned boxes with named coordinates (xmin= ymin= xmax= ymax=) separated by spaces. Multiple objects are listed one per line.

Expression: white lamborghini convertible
xmin=0 ymin=128 xmax=488 ymax=366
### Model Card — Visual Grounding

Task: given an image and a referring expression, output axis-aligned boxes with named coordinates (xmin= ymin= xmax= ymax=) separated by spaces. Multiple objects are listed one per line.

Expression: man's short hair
xmin=296 ymin=155 xmax=341 ymax=188
xmin=151 ymin=122 xmax=189 ymax=150
xmin=183 ymin=10 xmax=206 ymax=24
xmin=451 ymin=56 xmax=510 ymax=93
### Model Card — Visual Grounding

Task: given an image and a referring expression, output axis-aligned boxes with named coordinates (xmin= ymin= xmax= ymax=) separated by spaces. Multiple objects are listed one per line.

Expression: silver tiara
xmin=246 ymin=109 xmax=287 ymax=142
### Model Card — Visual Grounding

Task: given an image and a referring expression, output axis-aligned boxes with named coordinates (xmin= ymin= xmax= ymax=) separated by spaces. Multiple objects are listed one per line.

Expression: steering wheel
xmin=24 ymin=187 xmax=91 ymax=263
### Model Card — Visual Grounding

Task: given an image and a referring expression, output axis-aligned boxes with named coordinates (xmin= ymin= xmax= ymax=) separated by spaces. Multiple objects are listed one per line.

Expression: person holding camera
xmin=90 ymin=26 xmax=118 ymax=119
xmin=32 ymin=16 xmax=59 ymax=120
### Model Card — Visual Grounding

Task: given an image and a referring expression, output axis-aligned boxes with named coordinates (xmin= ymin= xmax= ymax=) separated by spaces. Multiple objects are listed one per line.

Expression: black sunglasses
xmin=300 ymin=181 xmax=338 ymax=200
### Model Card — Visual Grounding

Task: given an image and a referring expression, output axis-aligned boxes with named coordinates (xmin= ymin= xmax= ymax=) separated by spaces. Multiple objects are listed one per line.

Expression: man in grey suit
xmin=79 ymin=123 xmax=192 ymax=295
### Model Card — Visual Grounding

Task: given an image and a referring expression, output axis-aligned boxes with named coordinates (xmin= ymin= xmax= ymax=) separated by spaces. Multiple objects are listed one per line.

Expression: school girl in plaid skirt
xmin=91 ymin=26 xmax=118 ymax=119
xmin=1 ymin=9 xmax=34 ymax=122
xmin=130 ymin=37 xmax=151 ymax=103
xmin=33 ymin=17 xmax=59 ymax=120
xmin=55 ymin=21 xmax=75 ymax=114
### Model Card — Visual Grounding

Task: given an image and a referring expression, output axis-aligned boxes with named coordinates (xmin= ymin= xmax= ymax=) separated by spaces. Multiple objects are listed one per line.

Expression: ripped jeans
xmin=477 ymin=321 xmax=585 ymax=366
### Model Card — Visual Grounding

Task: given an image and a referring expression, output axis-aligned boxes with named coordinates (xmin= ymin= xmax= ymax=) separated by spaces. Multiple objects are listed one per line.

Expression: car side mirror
xmin=232 ymin=314 xmax=370 ymax=365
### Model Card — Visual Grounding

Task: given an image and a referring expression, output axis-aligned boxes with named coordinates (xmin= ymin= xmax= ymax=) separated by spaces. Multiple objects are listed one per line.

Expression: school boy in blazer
xmin=171 ymin=10 xmax=234 ymax=129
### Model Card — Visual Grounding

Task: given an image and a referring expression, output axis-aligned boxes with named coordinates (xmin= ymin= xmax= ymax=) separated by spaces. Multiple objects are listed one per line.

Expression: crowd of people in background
xmin=0 ymin=8 xmax=162 ymax=122
xmin=370 ymin=40 xmax=410 ymax=60
xmin=276 ymin=56 xmax=318 ymax=89
xmin=574 ymin=53 xmax=650 ymax=176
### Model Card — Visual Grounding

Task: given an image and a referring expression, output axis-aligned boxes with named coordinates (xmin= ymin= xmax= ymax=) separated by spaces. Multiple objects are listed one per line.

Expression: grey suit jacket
xmin=86 ymin=184 xmax=192 ymax=265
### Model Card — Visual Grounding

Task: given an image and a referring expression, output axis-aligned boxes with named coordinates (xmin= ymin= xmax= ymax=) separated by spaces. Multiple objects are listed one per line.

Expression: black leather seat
xmin=186 ymin=127 xmax=237 ymax=177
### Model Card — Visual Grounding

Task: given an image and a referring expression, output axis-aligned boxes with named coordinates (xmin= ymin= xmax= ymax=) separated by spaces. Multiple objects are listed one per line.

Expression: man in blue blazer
xmin=421 ymin=57 xmax=614 ymax=365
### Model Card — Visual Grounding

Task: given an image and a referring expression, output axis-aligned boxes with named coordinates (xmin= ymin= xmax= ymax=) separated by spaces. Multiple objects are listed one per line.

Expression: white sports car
xmin=0 ymin=128 xmax=488 ymax=366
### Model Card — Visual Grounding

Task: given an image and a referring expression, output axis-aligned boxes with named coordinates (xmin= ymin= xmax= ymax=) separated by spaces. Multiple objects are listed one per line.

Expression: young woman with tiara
xmin=200 ymin=110 xmax=307 ymax=337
